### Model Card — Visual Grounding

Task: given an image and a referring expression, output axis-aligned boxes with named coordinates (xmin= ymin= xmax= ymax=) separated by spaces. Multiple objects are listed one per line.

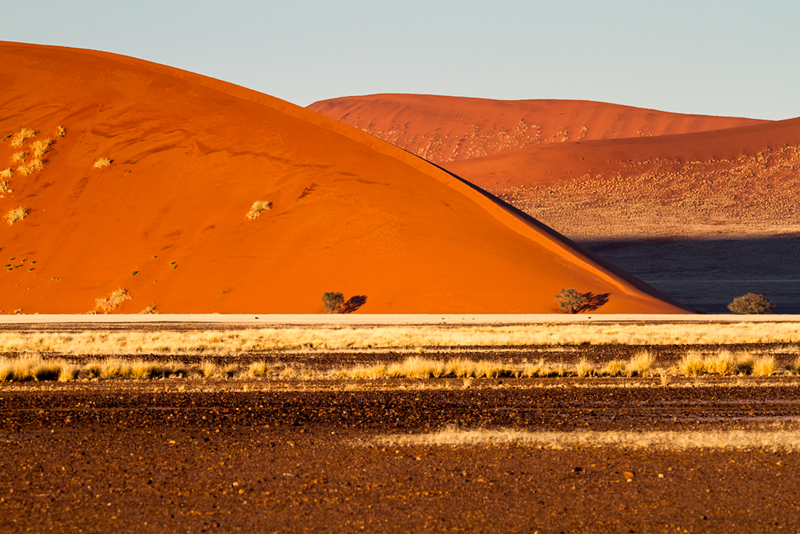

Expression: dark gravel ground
xmin=2 ymin=377 xmax=800 ymax=533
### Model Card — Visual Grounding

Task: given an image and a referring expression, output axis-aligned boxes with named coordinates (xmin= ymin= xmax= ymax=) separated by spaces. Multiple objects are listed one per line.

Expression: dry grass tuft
xmin=705 ymin=350 xmax=738 ymax=375
xmin=0 ymin=354 xmax=68 ymax=382
xmin=248 ymin=361 xmax=273 ymax=377
xmin=138 ymin=305 xmax=157 ymax=314
xmin=94 ymin=288 xmax=131 ymax=313
xmin=128 ymin=359 xmax=164 ymax=379
xmin=55 ymin=126 xmax=66 ymax=139
xmin=600 ymin=359 xmax=628 ymax=377
xmin=246 ymin=200 xmax=272 ymax=220
xmin=0 ymin=168 xmax=12 ymax=180
xmin=678 ymin=351 xmax=706 ymax=376
xmin=93 ymin=157 xmax=112 ymax=169
xmin=675 ymin=350 xmax=774 ymax=376
xmin=0 ymin=181 xmax=10 ymax=194
xmin=575 ymin=357 xmax=595 ymax=377
xmin=17 ymin=158 xmax=45 ymax=176
xmin=629 ymin=350 xmax=656 ymax=376
xmin=10 ymin=128 xmax=37 ymax=148
xmin=199 ymin=360 xmax=218 ymax=378
xmin=30 ymin=138 xmax=51 ymax=158
xmin=752 ymin=356 xmax=776 ymax=376
xmin=10 ymin=151 xmax=27 ymax=163
xmin=5 ymin=206 xmax=28 ymax=225
xmin=58 ymin=363 xmax=78 ymax=382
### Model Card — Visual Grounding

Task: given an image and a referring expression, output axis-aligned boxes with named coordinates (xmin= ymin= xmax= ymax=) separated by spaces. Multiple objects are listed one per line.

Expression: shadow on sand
xmin=581 ymin=236 xmax=800 ymax=314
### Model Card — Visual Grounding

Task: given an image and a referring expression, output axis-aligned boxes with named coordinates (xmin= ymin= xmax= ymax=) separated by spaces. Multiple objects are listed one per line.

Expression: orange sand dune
xmin=0 ymin=42 xmax=686 ymax=314
xmin=308 ymin=94 xmax=766 ymax=165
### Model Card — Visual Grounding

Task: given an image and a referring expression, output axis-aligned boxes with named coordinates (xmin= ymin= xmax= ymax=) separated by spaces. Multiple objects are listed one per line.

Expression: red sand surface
xmin=448 ymin=117 xmax=800 ymax=190
xmin=308 ymin=94 xmax=765 ymax=164
xmin=0 ymin=42 xmax=685 ymax=314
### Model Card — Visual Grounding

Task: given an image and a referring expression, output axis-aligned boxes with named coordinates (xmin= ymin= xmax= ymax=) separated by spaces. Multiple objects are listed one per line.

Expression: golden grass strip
xmin=1 ymin=323 xmax=799 ymax=355
xmin=2 ymin=351 xmax=795 ymax=383
xmin=376 ymin=427 xmax=800 ymax=451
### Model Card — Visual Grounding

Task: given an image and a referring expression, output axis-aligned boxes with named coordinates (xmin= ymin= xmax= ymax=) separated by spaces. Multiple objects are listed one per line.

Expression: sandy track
xmin=2 ymin=314 xmax=800 ymax=325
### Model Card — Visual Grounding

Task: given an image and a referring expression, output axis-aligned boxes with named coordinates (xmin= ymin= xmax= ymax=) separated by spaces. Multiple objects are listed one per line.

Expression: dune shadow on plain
xmin=580 ymin=236 xmax=800 ymax=314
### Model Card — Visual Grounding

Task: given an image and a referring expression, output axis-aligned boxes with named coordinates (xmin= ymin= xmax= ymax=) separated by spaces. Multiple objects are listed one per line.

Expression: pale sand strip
xmin=1 ymin=314 xmax=800 ymax=325
xmin=376 ymin=428 xmax=800 ymax=451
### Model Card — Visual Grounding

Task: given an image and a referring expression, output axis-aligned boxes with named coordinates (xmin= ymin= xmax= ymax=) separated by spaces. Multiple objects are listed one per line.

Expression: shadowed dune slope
xmin=0 ymin=42 xmax=686 ymax=314
xmin=308 ymin=94 xmax=765 ymax=165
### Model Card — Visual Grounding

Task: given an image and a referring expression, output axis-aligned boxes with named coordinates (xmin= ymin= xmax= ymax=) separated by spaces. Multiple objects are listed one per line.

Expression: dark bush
xmin=727 ymin=293 xmax=775 ymax=314
xmin=556 ymin=288 xmax=588 ymax=314
xmin=322 ymin=292 xmax=345 ymax=314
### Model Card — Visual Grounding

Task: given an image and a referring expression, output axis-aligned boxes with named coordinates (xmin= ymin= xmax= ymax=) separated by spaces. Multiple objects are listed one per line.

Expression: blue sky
xmin=2 ymin=0 xmax=798 ymax=119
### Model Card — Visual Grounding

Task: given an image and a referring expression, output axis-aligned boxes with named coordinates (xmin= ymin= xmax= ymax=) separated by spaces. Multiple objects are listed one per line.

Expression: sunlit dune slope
xmin=448 ymin=118 xmax=800 ymax=239
xmin=0 ymin=42 xmax=686 ymax=314
xmin=308 ymin=94 xmax=765 ymax=165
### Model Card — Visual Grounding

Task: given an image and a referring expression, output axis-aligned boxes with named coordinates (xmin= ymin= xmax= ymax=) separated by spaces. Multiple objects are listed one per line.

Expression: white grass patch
xmin=377 ymin=427 xmax=800 ymax=451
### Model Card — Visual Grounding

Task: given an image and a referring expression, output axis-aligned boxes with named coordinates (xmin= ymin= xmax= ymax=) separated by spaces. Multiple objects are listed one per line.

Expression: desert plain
xmin=3 ymin=316 xmax=800 ymax=533
xmin=1 ymin=40 xmax=800 ymax=533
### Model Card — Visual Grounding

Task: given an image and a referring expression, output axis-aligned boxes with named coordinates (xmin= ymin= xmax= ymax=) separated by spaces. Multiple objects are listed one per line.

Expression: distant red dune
xmin=310 ymin=94 xmax=797 ymax=241
xmin=308 ymin=94 xmax=765 ymax=164
xmin=0 ymin=42 xmax=686 ymax=314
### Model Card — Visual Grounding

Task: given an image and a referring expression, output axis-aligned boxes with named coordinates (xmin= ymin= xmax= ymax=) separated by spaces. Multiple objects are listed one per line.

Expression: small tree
xmin=727 ymin=293 xmax=775 ymax=314
xmin=556 ymin=288 xmax=589 ymax=314
xmin=322 ymin=292 xmax=345 ymax=313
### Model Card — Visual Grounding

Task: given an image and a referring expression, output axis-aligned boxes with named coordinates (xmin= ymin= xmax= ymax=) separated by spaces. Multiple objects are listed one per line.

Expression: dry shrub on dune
xmin=5 ymin=206 xmax=28 ymax=225
xmin=55 ymin=126 xmax=66 ymax=139
xmin=94 ymin=288 xmax=131 ymax=313
xmin=10 ymin=151 xmax=27 ymax=163
xmin=30 ymin=138 xmax=51 ymax=158
xmin=93 ymin=157 xmax=112 ymax=169
xmin=17 ymin=158 xmax=45 ymax=176
xmin=10 ymin=128 xmax=37 ymax=148
xmin=246 ymin=200 xmax=272 ymax=220
xmin=0 ymin=181 xmax=10 ymax=194
xmin=0 ymin=168 xmax=12 ymax=180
